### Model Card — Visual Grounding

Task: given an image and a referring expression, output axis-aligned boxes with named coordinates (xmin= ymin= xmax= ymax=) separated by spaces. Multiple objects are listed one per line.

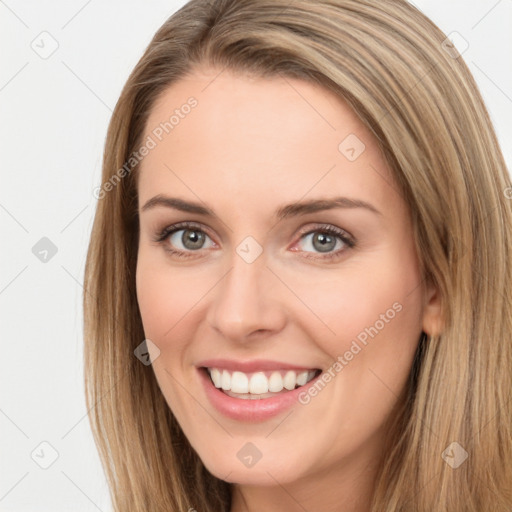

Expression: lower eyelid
xmin=157 ymin=224 xmax=354 ymax=260
xmin=292 ymin=235 xmax=351 ymax=260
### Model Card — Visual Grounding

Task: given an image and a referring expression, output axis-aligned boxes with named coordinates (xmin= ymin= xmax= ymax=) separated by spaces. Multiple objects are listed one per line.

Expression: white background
xmin=1 ymin=0 xmax=511 ymax=510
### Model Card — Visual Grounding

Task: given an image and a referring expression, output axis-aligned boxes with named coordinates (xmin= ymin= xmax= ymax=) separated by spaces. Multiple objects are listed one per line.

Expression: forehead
xmin=137 ymin=67 xmax=399 ymax=217
xmin=144 ymin=66 xmax=368 ymax=147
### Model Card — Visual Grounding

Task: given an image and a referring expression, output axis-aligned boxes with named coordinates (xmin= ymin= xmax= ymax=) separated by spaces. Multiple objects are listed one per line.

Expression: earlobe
xmin=422 ymin=281 xmax=444 ymax=336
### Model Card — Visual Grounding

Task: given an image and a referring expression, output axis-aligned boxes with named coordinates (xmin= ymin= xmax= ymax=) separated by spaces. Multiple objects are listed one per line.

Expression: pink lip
xmin=197 ymin=358 xmax=317 ymax=373
xmin=197 ymin=366 xmax=322 ymax=422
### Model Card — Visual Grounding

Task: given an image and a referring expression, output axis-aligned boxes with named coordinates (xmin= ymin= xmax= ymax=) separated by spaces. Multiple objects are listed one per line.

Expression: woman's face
xmin=136 ymin=66 xmax=440 ymax=489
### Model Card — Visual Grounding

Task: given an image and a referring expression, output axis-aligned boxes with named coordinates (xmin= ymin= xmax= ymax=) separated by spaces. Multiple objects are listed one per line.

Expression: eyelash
xmin=152 ymin=221 xmax=356 ymax=261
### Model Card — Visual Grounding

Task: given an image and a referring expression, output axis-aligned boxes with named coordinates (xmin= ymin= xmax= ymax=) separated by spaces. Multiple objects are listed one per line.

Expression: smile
xmin=196 ymin=358 xmax=324 ymax=421
xmin=206 ymin=367 xmax=320 ymax=399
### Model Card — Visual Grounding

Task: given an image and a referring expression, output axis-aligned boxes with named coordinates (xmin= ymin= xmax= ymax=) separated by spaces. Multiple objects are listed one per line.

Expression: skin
xmin=135 ymin=66 xmax=442 ymax=512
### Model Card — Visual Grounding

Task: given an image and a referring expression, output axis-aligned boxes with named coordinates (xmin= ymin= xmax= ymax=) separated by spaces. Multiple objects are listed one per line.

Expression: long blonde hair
xmin=83 ymin=1 xmax=512 ymax=510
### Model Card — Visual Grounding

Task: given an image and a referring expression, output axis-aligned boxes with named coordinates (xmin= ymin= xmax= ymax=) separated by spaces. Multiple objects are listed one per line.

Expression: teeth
xmin=296 ymin=371 xmax=308 ymax=386
xmin=210 ymin=368 xmax=222 ymax=388
xmin=221 ymin=369 xmax=231 ymax=391
xmin=249 ymin=372 xmax=268 ymax=394
xmin=268 ymin=371 xmax=284 ymax=392
xmin=231 ymin=371 xmax=249 ymax=393
xmin=283 ymin=370 xmax=296 ymax=390
xmin=207 ymin=367 xmax=318 ymax=395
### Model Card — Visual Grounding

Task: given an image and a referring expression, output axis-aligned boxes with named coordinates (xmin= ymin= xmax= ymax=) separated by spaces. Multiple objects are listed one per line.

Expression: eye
xmin=153 ymin=221 xmax=355 ymax=261
xmin=292 ymin=224 xmax=355 ymax=261
xmin=153 ymin=221 xmax=215 ymax=259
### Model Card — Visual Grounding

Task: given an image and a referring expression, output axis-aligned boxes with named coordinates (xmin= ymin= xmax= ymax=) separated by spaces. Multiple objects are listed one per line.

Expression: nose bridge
xmin=207 ymin=242 xmax=285 ymax=341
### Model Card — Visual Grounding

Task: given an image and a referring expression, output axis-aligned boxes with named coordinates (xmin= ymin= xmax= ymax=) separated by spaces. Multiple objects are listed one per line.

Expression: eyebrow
xmin=141 ymin=194 xmax=382 ymax=219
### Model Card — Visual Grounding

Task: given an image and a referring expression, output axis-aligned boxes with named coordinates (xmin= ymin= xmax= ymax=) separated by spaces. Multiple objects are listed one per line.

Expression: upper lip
xmin=197 ymin=358 xmax=319 ymax=373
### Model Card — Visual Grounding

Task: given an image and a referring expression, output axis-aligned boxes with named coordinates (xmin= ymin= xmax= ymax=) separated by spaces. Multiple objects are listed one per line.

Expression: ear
xmin=421 ymin=279 xmax=443 ymax=336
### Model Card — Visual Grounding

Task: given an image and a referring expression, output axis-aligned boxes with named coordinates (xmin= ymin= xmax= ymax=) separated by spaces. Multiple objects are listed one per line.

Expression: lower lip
xmin=198 ymin=367 xmax=321 ymax=422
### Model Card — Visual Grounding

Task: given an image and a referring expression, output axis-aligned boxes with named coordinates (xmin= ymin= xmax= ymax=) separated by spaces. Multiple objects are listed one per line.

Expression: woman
xmin=83 ymin=1 xmax=512 ymax=510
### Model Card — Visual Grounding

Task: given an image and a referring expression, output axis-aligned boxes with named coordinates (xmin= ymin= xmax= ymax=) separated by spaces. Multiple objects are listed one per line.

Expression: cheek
xmin=293 ymin=247 xmax=424 ymax=383
xmin=136 ymin=253 xmax=209 ymax=342
xmin=135 ymin=256 xmax=204 ymax=412
xmin=284 ymin=253 xmax=423 ymax=454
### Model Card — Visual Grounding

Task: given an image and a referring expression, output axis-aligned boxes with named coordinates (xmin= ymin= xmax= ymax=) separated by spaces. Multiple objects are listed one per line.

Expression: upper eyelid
xmin=159 ymin=221 xmax=354 ymax=246
xmin=166 ymin=221 xmax=216 ymax=240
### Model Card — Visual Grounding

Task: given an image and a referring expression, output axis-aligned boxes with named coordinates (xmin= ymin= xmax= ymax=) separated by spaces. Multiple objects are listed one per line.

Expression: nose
xmin=206 ymin=248 xmax=287 ymax=344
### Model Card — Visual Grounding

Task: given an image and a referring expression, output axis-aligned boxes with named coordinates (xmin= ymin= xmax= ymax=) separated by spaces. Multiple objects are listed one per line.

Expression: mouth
xmin=200 ymin=367 xmax=322 ymax=400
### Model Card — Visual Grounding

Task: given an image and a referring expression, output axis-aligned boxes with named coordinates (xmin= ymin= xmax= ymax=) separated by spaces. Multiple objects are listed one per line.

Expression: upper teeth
xmin=207 ymin=368 xmax=318 ymax=394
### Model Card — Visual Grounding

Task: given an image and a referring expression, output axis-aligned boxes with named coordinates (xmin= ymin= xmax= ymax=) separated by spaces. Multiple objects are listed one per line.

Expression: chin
xmin=195 ymin=440 xmax=309 ymax=486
